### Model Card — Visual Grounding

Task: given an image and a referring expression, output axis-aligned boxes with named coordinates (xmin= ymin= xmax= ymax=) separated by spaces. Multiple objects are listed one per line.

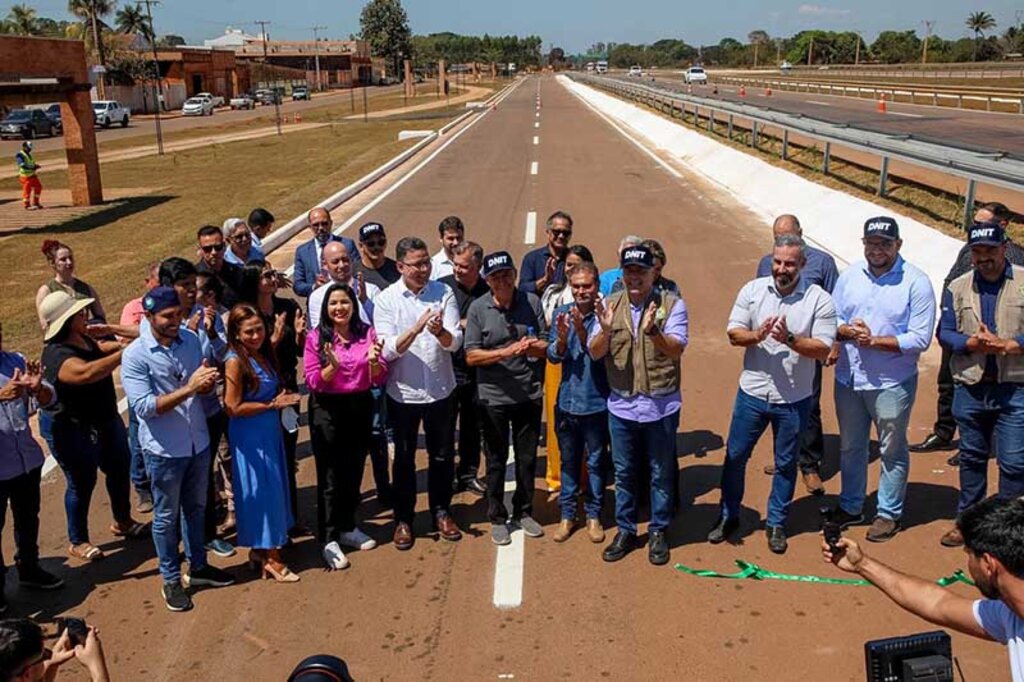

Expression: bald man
xmin=307 ymin=240 xmax=379 ymax=328
xmin=754 ymin=214 xmax=839 ymax=495
xmin=293 ymin=207 xmax=360 ymax=299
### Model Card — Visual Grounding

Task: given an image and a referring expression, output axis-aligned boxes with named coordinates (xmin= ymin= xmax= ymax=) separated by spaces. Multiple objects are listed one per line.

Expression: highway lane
xmin=613 ymin=74 xmax=1024 ymax=158
xmin=21 ymin=74 xmax=1009 ymax=681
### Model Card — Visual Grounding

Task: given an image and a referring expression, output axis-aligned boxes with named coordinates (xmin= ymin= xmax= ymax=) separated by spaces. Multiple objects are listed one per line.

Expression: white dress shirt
xmin=373 ymin=278 xmax=462 ymax=404
xmin=307 ymin=278 xmax=381 ymax=329
xmin=429 ymin=249 xmax=455 ymax=281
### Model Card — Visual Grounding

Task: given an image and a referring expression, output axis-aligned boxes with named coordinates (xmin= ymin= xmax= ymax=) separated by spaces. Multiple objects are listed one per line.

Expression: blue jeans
xmin=145 ymin=449 xmax=211 ymax=584
xmin=555 ymin=409 xmax=609 ymax=520
xmin=836 ymin=376 xmax=917 ymax=521
xmin=720 ymin=390 xmax=811 ymax=528
xmin=952 ymin=382 xmax=1024 ymax=514
xmin=608 ymin=412 xmax=678 ymax=534
xmin=127 ymin=409 xmax=150 ymax=495
xmin=50 ymin=415 xmax=133 ymax=545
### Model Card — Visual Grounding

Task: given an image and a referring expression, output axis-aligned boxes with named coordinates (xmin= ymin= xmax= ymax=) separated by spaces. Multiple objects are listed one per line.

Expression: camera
xmin=820 ymin=506 xmax=843 ymax=553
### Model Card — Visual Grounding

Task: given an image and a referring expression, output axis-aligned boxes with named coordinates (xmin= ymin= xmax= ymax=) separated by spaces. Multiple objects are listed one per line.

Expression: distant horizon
xmin=19 ymin=0 xmax=1024 ymax=53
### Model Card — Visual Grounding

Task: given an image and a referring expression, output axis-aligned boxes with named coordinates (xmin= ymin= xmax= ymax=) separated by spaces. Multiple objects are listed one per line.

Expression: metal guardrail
xmin=573 ymin=74 xmax=1024 ymax=226
xmin=784 ymin=64 xmax=1024 ymax=80
xmin=717 ymin=75 xmax=1024 ymax=114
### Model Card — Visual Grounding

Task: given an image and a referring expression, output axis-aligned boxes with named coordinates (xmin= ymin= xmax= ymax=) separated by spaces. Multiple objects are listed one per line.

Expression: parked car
xmin=41 ymin=103 xmax=63 ymax=134
xmin=195 ymin=92 xmax=225 ymax=108
xmin=0 ymin=108 xmax=55 ymax=139
xmin=255 ymin=88 xmax=282 ymax=105
xmin=92 ymin=100 xmax=130 ymax=128
xmin=683 ymin=66 xmax=708 ymax=85
xmin=229 ymin=93 xmax=256 ymax=110
xmin=292 ymin=86 xmax=311 ymax=101
xmin=182 ymin=97 xmax=214 ymax=116
xmin=628 ymin=65 xmax=643 ymax=78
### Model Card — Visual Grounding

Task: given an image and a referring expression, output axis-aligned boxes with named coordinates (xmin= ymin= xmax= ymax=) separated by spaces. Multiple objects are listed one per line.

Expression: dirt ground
xmin=6 ymin=75 xmax=1011 ymax=681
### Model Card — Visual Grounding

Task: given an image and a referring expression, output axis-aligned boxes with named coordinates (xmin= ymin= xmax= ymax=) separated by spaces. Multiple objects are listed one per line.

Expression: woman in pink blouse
xmin=303 ymin=283 xmax=386 ymax=570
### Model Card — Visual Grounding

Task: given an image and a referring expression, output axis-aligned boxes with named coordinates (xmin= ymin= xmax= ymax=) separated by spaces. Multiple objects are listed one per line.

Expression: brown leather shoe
xmin=553 ymin=519 xmax=573 ymax=543
xmin=393 ymin=522 xmax=414 ymax=551
xmin=865 ymin=516 xmax=900 ymax=543
xmin=940 ymin=527 xmax=964 ymax=548
xmin=763 ymin=464 xmax=776 ymax=475
xmin=434 ymin=513 xmax=462 ymax=542
xmin=802 ymin=470 xmax=825 ymax=495
xmin=586 ymin=517 xmax=605 ymax=543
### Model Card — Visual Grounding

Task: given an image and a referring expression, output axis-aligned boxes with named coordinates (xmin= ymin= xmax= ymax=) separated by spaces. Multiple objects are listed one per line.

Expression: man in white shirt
xmin=429 ymin=215 xmax=464 ymax=281
xmin=825 ymin=495 xmax=1024 ymax=682
xmin=374 ymin=236 xmax=463 ymax=550
xmin=307 ymin=241 xmax=379 ymax=329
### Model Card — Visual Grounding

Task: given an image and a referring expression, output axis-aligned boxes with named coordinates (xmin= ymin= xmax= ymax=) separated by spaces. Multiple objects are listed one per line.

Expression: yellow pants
xmin=545 ymin=361 xmax=561 ymax=492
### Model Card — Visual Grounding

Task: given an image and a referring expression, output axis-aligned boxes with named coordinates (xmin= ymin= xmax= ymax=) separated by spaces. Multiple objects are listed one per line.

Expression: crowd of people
xmin=0 ymin=201 xmax=1021 ymax=637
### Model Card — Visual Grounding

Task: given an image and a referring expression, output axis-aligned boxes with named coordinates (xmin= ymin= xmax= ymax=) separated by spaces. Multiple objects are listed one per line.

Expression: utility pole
xmin=138 ymin=0 xmax=164 ymax=155
xmin=310 ymin=25 xmax=326 ymax=91
xmin=854 ymin=31 xmax=861 ymax=65
xmin=922 ymin=20 xmax=935 ymax=64
xmin=255 ymin=20 xmax=282 ymax=136
xmin=807 ymin=36 xmax=814 ymax=66
xmin=89 ymin=9 xmax=106 ymax=98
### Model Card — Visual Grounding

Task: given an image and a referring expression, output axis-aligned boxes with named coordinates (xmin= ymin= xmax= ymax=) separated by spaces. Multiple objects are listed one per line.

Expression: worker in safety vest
xmin=15 ymin=141 xmax=42 ymax=210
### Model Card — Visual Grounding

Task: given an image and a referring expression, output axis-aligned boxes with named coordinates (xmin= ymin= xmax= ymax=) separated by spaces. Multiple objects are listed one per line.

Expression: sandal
xmin=110 ymin=520 xmax=148 ymax=538
xmin=68 ymin=543 xmax=105 ymax=561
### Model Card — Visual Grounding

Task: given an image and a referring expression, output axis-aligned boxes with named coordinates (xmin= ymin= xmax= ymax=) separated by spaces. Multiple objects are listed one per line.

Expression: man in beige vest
xmin=937 ymin=221 xmax=1024 ymax=548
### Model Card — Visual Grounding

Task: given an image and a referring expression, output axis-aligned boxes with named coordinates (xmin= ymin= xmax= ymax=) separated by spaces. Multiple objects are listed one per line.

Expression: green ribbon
xmin=675 ymin=560 xmax=976 ymax=588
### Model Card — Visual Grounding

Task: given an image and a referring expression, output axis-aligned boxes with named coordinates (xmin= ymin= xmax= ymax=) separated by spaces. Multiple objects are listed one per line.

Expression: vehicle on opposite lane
xmin=92 ymin=100 xmax=130 ymax=128
xmin=182 ymin=97 xmax=215 ymax=116
xmin=684 ymin=67 xmax=708 ymax=85
xmin=628 ymin=65 xmax=644 ymax=78
xmin=230 ymin=93 xmax=256 ymax=110
xmin=292 ymin=86 xmax=311 ymax=101
xmin=0 ymin=108 xmax=56 ymax=139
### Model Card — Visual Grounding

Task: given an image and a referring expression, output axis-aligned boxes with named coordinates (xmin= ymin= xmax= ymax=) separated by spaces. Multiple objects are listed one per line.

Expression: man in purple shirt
xmin=589 ymin=245 xmax=688 ymax=566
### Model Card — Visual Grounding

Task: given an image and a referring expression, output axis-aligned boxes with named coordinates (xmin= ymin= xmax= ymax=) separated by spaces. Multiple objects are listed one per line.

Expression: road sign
xmin=91 ymin=65 xmax=107 ymax=74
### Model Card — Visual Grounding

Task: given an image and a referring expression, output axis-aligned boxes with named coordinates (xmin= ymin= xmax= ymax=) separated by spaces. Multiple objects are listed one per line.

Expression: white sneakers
xmin=338 ymin=528 xmax=378 ymax=551
xmin=322 ymin=541 xmax=350 ymax=570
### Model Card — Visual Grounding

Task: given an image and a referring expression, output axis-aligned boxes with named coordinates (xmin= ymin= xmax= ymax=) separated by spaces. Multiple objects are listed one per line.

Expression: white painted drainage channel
xmin=42 ymin=78 xmax=523 ymax=478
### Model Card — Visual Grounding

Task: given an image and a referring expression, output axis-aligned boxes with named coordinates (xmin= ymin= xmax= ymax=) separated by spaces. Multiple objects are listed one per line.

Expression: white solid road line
xmin=889 ymin=111 xmax=923 ymax=118
xmin=530 ymin=161 xmax=538 ymax=175
xmin=524 ymin=211 xmax=537 ymax=244
xmin=493 ymin=448 xmax=525 ymax=609
xmin=533 ymin=136 xmax=539 ymax=145
xmin=807 ymin=100 xmax=832 ymax=106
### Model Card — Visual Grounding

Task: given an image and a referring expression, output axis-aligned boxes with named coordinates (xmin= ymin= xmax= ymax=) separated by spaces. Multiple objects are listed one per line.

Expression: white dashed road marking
xmin=524 ymin=211 xmax=537 ymax=244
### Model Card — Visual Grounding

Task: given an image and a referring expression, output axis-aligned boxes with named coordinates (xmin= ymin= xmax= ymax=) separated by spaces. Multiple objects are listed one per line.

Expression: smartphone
xmin=55 ymin=616 xmax=88 ymax=646
xmin=820 ymin=507 xmax=843 ymax=553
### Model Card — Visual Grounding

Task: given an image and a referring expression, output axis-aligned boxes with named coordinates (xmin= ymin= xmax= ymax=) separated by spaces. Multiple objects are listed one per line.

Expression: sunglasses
xmin=364 ymin=239 xmax=386 ymax=248
xmin=200 ymin=243 xmax=226 ymax=253
xmin=230 ymin=232 xmax=251 ymax=243
xmin=551 ymin=229 xmax=572 ymax=238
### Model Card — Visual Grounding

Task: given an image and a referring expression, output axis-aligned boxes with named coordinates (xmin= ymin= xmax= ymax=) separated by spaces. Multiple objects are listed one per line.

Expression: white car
xmin=683 ymin=67 xmax=708 ymax=85
xmin=195 ymin=92 xmax=225 ymax=108
xmin=628 ymin=65 xmax=643 ymax=78
xmin=182 ymin=97 xmax=214 ymax=116
xmin=229 ymin=94 xmax=256 ymax=110
xmin=92 ymin=100 xmax=130 ymax=128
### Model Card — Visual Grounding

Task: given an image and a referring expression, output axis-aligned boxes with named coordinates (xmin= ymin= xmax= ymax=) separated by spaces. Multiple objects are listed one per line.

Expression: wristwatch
xmin=786 ymin=332 xmax=796 ymax=346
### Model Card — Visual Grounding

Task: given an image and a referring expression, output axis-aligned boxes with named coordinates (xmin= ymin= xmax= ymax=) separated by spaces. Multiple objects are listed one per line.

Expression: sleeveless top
xmin=46 ymin=278 xmax=102 ymax=321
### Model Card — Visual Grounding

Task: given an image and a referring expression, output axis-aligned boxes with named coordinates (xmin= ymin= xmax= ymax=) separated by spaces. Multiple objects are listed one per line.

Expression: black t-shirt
xmin=439 ymin=274 xmax=490 ymax=385
xmin=354 ymin=258 xmax=400 ymax=292
xmin=260 ymin=296 xmax=302 ymax=391
xmin=41 ymin=338 xmax=119 ymax=424
xmin=195 ymin=259 xmax=245 ymax=309
xmin=464 ymin=291 xmax=546 ymax=406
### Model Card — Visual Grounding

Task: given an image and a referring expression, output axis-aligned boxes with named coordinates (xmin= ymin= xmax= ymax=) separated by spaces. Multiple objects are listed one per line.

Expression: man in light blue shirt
xmin=122 ymin=287 xmax=235 ymax=613
xmin=829 ymin=216 xmax=936 ymax=543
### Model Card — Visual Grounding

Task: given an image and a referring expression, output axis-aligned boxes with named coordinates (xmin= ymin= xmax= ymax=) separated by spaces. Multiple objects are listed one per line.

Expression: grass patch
xmin=0 ymin=117 xmax=432 ymax=354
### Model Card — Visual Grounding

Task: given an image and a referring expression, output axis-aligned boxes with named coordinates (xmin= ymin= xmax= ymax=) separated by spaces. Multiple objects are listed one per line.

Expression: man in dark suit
xmin=293 ymin=207 xmax=360 ymax=298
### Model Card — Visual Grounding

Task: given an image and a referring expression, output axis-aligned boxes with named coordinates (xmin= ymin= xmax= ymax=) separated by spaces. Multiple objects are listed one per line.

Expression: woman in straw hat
xmin=39 ymin=291 xmax=145 ymax=562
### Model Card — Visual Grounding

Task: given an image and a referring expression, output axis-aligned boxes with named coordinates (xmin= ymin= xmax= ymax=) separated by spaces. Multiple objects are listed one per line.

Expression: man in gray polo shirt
xmin=708 ymin=235 xmax=837 ymax=554
xmin=465 ymin=251 xmax=548 ymax=546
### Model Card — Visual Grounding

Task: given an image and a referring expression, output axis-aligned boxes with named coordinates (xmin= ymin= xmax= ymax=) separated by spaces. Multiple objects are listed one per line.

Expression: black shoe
xmin=602 ymin=531 xmax=637 ymax=563
xmin=648 ymin=530 xmax=670 ymax=566
xmin=185 ymin=564 xmax=235 ymax=588
xmin=766 ymin=526 xmax=788 ymax=554
xmin=465 ymin=478 xmax=487 ymax=495
xmin=947 ymin=453 xmax=961 ymax=467
xmin=909 ymin=433 xmax=954 ymax=453
xmin=707 ymin=516 xmax=739 ymax=544
xmin=162 ymin=581 xmax=193 ymax=612
xmin=17 ymin=564 xmax=64 ymax=590
xmin=832 ymin=508 xmax=864 ymax=529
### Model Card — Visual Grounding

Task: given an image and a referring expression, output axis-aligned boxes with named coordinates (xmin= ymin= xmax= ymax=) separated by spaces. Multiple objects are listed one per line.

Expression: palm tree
xmin=115 ymin=3 xmax=152 ymax=43
xmin=5 ymin=4 xmax=39 ymax=35
xmin=68 ymin=0 xmax=115 ymax=71
xmin=965 ymin=11 xmax=997 ymax=61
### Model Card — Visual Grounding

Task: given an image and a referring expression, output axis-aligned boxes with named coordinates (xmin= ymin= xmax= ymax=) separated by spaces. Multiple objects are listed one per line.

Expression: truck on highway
xmin=92 ymin=100 xmax=130 ymax=128
xmin=595 ymin=60 xmax=608 ymax=74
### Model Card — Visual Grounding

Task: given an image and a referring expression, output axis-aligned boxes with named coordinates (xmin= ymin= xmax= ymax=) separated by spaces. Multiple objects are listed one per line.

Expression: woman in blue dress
xmin=223 ymin=304 xmax=301 ymax=583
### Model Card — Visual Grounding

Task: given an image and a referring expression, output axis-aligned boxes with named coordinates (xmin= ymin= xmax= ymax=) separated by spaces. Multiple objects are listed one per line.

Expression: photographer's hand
xmin=821 ymin=536 xmax=864 ymax=572
xmin=74 ymin=627 xmax=110 ymax=682
xmin=43 ymin=630 xmax=76 ymax=682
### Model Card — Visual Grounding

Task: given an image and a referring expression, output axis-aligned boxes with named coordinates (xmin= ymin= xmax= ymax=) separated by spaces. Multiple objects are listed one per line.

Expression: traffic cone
xmin=687 ymin=84 xmax=692 ymax=94
xmin=764 ymin=86 xmax=772 ymax=96
xmin=295 ymin=112 xmax=302 ymax=123
xmin=876 ymin=93 xmax=887 ymax=113
xmin=739 ymin=85 xmax=746 ymax=97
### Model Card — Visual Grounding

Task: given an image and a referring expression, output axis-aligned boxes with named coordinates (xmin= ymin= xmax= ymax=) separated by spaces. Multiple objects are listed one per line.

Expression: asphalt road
xmin=16 ymin=75 xmax=1009 ymax=681
xmin=612 ymin=74 xmax=1024 ymax=157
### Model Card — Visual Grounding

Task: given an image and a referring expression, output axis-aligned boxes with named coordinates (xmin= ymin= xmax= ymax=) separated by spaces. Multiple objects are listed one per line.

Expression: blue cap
xmin=482 ymin=251 xmax=515 ymax=277
xmin=968 ymin=221 xmax=1005 ymax=247
xmin=620 ymin=245 xmax=655 ymax=268
xmin=863 ymin=216 xmax=900 ymax=241
xmin=143 ymin=286 xmax=180 ymax=314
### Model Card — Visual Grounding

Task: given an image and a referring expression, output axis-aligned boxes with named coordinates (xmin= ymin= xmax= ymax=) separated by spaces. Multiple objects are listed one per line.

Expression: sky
xmin=19 ymin=0 xmax=1024 ymax=53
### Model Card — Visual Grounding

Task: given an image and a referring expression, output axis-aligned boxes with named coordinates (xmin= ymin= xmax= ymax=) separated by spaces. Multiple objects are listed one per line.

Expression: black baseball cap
xmin=863 ymin=216 xmax=900 ymax=241
xmin=620 ymin=245 xmax=655 ymax=269
xmin=358 ymin=222 xmax=385 ymax=242
xmin=482 ymin=251 xmax=515 ymax=277
xmin=968 ymin=221 xmax=1006 ymax=247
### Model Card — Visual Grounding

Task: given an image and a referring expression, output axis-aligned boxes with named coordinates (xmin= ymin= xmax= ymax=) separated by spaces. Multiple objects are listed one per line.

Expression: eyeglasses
xmin=200 ymin=243 xmax=226 ymax=253
xmin=230 ymin=232 xmax=251 ymax=244
xmin=364 ymin=239 xmax=386 ymax=248
xmin=400 ymin=260 xmax=431 ymax=270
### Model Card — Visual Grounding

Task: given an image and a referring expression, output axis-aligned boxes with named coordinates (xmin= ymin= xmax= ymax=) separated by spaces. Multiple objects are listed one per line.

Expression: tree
xmin=965 ymin=11 xmax=997 ymax=60
xmin=115 ymin=3 xmax=150 ymax=42
xmin=4 ymin=3 xmax=39 ymax=35
xmin=157 ymin=34 xmax=185 ymax=47
xmin=748 ymin=29 xmax=769 ymax=67
xmin=870 ymin=30 xmax=921 ymax=63
xmin=68 ymin=0 xmax=115 ymax=71
xmin=359 ymin=0 xmax=413 ymax=78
